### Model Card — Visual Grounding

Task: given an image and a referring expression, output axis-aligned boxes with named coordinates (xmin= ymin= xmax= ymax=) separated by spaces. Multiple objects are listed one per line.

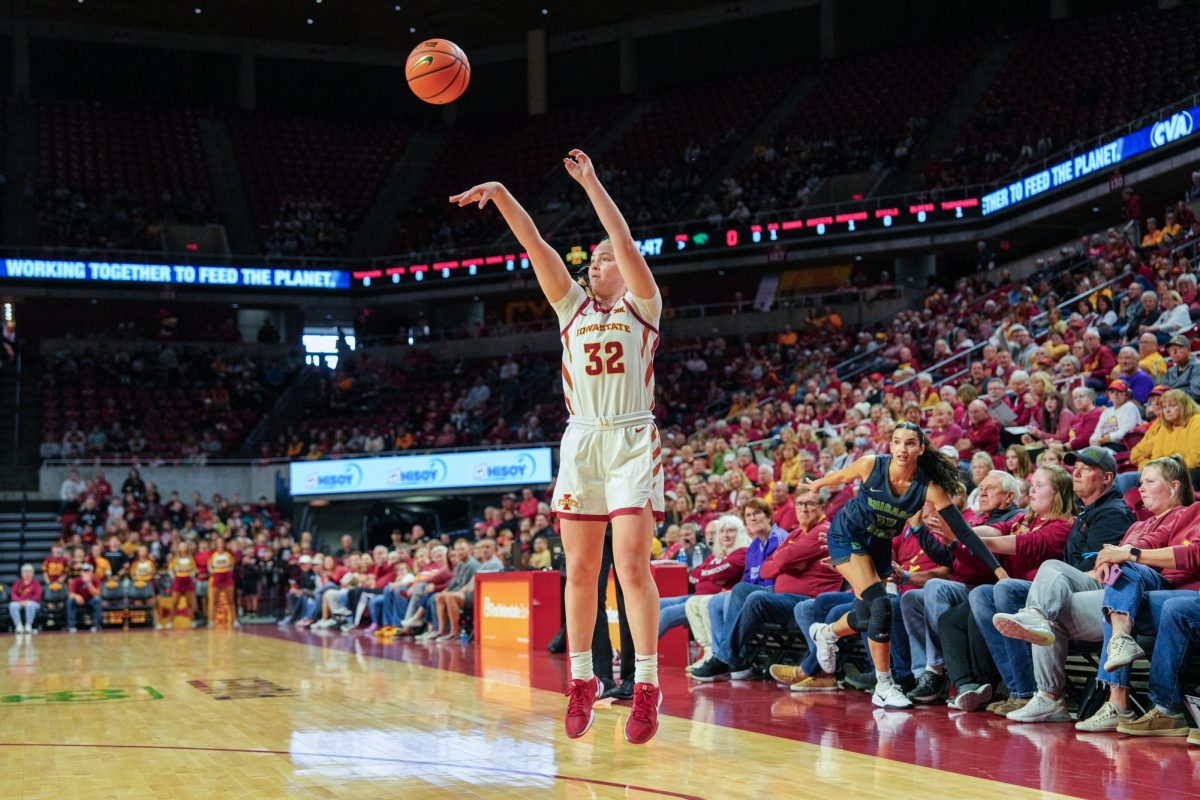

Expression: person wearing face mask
xmin=852 ymin=427 xmax=872 ymax=454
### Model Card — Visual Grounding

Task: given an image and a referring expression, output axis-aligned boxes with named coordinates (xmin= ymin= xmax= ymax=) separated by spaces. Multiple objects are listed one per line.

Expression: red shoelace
xmin=629 ymin=683 xmax=657 ymax=722
xmin=566 ymin=679 xmax=593 ymax=715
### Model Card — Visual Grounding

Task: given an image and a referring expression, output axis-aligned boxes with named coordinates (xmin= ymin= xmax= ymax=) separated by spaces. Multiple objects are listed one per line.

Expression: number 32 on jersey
xmin=583 ymin=342 xmax=625 ymax=375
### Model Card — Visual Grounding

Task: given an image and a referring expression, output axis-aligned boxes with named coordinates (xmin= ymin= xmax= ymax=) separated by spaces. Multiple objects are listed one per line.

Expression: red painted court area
xmin=250 ymin=626 xmax=1200 ymax=800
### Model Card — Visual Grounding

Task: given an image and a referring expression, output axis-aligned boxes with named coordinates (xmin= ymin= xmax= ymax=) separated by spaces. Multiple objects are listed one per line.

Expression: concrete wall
xmin=41 ymin=463 xmax=288 ymax=503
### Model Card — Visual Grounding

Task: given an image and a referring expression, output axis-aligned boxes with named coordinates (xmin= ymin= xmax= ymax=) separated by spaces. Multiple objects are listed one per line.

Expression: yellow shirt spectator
xmin=1131 ymin=390 xmax=1200 ymax=468
xmin=1140 ymin=352 xmax=1169 ymax=381
xmin=91 ymin=555 xmax=112 ymax=580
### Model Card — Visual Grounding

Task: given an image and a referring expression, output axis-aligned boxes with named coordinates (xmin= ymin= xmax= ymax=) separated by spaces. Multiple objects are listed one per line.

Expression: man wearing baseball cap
xmin=1161 ymin=335 xmax=1200 ymax=401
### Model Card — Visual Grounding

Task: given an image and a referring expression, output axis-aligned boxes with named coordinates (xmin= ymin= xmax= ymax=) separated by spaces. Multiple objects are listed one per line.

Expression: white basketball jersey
xmin=550 ymin=281 xmax=661 ymax=419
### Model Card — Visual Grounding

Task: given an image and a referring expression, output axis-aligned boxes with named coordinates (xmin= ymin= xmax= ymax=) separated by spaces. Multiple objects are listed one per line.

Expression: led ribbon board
xmin=981 ymin=105 xmax=1199 ymax=215
xmin=289 ymin=447 xmax=554 ymax=497
xmin=0 ymin=259 xmax=350 ymax=290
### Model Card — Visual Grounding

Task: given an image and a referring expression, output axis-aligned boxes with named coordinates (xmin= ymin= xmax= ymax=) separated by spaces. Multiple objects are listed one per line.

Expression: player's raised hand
xmin=449 ymin=181 xmax=504 ymax=209
xmin=563 ymin=149 xmax=597 ymax=185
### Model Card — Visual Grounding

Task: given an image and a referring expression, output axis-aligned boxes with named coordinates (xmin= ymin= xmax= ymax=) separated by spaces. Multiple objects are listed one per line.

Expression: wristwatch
xmin=1129 ymin=547 xmax=1142 ymax=563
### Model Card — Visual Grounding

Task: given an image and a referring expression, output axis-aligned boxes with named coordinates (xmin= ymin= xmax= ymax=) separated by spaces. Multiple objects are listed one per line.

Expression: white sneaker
xmin=1075 ymin=701 xmax=1134 ymax=732
xmin=873 ymin=681 xmax=914 ymax=709
xmin=14 ymin=624 xmax=25 ymax=634
xmin=686 ymin=648 xmax=712 ymax=672
xmin=809 ymin=622 xmax=839 ymax=674
xmin=1103 ymin=633 xmax=1146 ymax=673
xmin=311 ymin=618 xmax=337 ymax=629
xmin=1006 ymin=692 xmax=1071 ymax=723
xmin=992 ymin=609 xmax=1055 ymax=647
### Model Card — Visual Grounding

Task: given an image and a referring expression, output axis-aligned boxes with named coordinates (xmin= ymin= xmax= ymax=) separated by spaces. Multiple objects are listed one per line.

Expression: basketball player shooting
xmin=450 ymin=150 xmax=665 ymax=744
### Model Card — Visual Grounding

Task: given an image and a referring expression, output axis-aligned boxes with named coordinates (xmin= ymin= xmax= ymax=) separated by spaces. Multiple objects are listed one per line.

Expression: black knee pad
xmin=848 ymin=597 xmax=871 ymax=632
xmin=862 ymin=583 xmax=891 ymax=643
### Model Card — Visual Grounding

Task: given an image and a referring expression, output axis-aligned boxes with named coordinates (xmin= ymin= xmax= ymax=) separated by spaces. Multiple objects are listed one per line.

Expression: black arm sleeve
xmin=938 ymin=504 xmax=1003 ymax=573
xmin=911 ymin=525 xmax=956 ymax=568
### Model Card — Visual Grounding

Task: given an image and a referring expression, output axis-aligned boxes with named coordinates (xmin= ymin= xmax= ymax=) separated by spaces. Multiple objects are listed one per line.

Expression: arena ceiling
xmin=13 ymin=0 xmax=732 ymax=50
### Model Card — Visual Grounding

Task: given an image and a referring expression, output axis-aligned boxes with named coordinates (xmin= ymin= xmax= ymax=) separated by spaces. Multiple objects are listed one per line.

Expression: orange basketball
xmin=406 ymin=39 xmax=470 ymax=105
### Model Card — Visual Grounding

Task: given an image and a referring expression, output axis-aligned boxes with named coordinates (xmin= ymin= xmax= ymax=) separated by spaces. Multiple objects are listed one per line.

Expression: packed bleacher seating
xmin=926 ymin=5 xmax=1200 ymax=189
xmin=36 ymin=102 xmax=215 ymax=250
xmin=265 ymin=350 xmax=563 ymax=459
xmin=596 ymin=69 xmax=797 ymax=227
xmin=711 ymin=39 xmax=983 ymax=221
xmin=39 ymin=345 xmax=298 ymax=461
xmin=226 ymin=111 xmax=410 ymax=257
xmin=17 ymin=470 xmax=288 ymax=631
xmin=387 ymin=99 xmax=629 ymax=258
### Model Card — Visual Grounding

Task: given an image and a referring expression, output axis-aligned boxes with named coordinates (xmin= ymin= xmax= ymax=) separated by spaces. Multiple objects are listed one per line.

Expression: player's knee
xmin=861 ymin=583 xmax=891 ymax=643
xmin=565 ymin=559 xmax=596 ymax=587
xmin=848 ymin=597 xmax=870 ymax=632
xmin=612 ymin=555 xmax=652 ymax=589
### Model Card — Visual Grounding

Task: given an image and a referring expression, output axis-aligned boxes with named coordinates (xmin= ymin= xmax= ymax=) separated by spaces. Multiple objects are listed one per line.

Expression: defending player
xmin=451 ymin=150 xmax=664 ymax=744
xmin=799 ymin=422 xmax=1009 ymax=708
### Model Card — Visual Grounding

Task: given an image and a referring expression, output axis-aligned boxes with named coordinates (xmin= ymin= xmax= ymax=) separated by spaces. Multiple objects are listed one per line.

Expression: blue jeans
xmin=709 ymin=582 xmax=769 ymax=662
xmin=367 ymin=594 xmax=386 ymax=625
xmin=793 ymin=591 xmax=915 ymax=679
xmin=970 ymin=580 xmax=1035 ymax=697
xmin=8 ymin=601 xmax=38 ymax=628
xmin=900 ymin=578 xmax=969 ymax=670
xmin=658 ymin=595 xmax=690 ymax=638
xmin=1147 ymin=595 xmax=1200 ymax=712
xmin=381 ymin=587 xmax=411 ymax=626
xmin=1099 ymin=562 xmax=1177 ymax=688
xmin=795 ymin=592 xmax=855 ymax=676
xmin=66 ymin=595 xmax=102 ymax=629
xmin=723 ymin=591 xmax=808 ymax=669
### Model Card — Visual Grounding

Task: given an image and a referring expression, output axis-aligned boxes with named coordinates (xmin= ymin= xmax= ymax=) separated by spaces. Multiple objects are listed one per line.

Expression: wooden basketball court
xmin=2 ymin=628 xmax=1195 ymax=799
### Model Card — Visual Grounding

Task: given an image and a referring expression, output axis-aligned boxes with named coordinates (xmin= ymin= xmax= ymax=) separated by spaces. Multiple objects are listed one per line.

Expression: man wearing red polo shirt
xmin=957 ymin=400 xmax=1000 ymax=458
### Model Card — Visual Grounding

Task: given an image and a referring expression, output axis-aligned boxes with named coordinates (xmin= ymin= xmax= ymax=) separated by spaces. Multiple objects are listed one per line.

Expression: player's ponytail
xmin=895 ymin=421 xmax=964 ymax=496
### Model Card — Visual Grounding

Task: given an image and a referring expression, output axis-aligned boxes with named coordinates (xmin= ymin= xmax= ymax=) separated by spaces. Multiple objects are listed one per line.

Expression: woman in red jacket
xmin=9 ymin=564 xmax=42 ymax=633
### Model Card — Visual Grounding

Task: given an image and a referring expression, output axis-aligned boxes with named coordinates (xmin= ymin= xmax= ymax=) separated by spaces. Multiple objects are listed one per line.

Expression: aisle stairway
xmin=0 ymin=500 xmax=60 ymax=586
